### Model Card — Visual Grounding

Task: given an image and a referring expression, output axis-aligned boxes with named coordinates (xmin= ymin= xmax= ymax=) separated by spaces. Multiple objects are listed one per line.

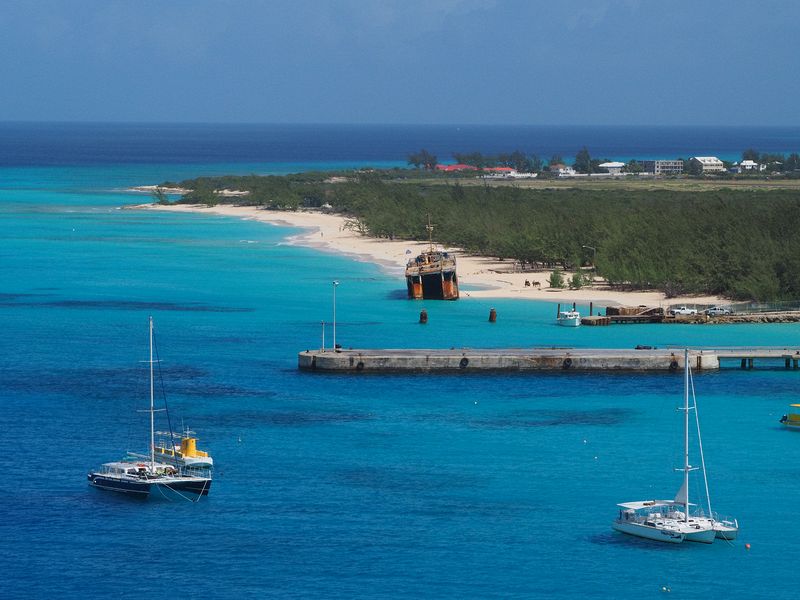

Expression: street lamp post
xmin=582 ymin=245 xmax=597 ymax=287
xmin=332 ymin=280 xmax=339 ymax=351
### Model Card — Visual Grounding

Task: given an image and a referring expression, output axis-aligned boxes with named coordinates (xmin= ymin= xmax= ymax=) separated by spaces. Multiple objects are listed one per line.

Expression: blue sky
xmin=1 ymin=0 xmax=797 ymax=125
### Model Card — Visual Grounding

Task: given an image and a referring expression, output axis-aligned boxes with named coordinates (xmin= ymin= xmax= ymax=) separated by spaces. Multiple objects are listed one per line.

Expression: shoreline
xmin=131 ymin=202 xmax=726 ymax=307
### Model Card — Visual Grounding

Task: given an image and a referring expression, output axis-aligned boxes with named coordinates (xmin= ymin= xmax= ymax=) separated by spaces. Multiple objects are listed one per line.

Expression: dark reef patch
xmin=2 ymin=297 xmax=252 ymax=312
xmin=471 ymin=408 xmax=635 ymax=429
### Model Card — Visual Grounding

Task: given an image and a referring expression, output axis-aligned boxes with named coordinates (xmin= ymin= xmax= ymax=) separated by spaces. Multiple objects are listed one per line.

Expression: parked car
xmin=669 ymin=306 xmax=698 ymax=316
xmin=704 ymin=306 xmax=732 ymax=316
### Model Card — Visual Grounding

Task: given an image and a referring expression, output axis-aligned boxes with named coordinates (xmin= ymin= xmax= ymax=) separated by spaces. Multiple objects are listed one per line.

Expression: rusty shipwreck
xmin=404 ymin=218 xmax=459 ymax=300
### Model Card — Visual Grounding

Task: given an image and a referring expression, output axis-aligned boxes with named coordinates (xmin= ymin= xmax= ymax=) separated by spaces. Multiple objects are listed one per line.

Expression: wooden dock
xmin=299 ymin=347 xmax=800 ymax=373
xmin=580 ymin=309 xmax=800 ymax=326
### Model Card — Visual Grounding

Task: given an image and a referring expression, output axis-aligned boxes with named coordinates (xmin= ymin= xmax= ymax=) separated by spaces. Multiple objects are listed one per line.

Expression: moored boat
xmin=557 ymin=309 xmax=581 ymax=327
xmin=88 ymin=317 xmax=212 ymax=500
xmin=612 ymin=349 xmax=735 ymax=544
xmin=87 ymin=461 xmax=211 ymax=497
xmin=612 ymin=500 xmax=719 ymax=543
xmin=779 ymin=404 xmax=800 ymax=429
xmin=405 ymin=216 xmax=459 ymax=300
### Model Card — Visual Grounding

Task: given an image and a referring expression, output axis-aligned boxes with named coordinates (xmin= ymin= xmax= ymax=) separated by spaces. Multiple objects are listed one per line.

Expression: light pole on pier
xmin=332 ymin=281 xmax=340 ymax=351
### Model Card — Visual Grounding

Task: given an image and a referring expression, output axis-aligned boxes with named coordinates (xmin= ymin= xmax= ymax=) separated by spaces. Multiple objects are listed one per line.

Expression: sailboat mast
xmin=149 ymin=316 xmax=155 ymax=471
xmin=683 ymin=348 xmax=690 ymax=523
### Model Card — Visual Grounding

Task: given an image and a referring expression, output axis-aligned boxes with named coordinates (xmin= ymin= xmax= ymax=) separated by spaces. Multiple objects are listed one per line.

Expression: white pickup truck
xmin=669 ymin=306 xmax=697 ymax=316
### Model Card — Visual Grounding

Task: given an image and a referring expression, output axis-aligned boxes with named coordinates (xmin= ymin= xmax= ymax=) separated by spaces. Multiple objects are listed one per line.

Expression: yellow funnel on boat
xmin=181 ymin=437 xmax=198 ymax=457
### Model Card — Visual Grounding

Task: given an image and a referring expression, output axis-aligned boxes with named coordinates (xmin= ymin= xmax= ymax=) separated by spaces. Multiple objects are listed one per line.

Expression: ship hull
xmin=154 ymin=477 xmax=212 ymax=497
xmin=88 ymin=473 xmax=211 ymax=498
xmin=612 ymin=520 xmax=685 ymax=543
xmin=406 ymin=270 xmax=459 ymax=300
xmin=684 ymin=527 xmax=717 ymax=544
xmin=87 ymin=473 xmax=151 ymax=496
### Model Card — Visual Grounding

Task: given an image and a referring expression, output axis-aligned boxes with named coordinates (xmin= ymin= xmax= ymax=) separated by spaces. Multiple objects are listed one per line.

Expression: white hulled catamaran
xmin=612 ymin=349 xmax=737 ymax=544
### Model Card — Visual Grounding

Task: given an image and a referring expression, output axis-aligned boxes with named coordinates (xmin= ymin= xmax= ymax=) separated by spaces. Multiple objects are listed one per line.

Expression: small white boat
xmin=557 ymin=309 xmax=581 ymax=327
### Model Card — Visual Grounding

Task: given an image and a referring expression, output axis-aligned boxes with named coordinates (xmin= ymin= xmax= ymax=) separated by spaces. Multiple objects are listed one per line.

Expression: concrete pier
xmin=298 ymin=347 xmax=800 ymax=373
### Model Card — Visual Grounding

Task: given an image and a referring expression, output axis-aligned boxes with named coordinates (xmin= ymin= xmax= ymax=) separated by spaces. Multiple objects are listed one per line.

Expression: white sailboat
xmin=612 ymin=349 xmax=734 ymax=544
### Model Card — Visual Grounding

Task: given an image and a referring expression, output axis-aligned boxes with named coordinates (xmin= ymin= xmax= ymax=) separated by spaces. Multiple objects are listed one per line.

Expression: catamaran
xmin=87 ymin=317 xmax=212 ymax=500
xmin=612 ymin=349 xmax=737 ymax=543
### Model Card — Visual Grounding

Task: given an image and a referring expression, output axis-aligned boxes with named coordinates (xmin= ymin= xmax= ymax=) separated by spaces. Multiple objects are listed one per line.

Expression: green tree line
xmin=172 ymin=172 xmax=800 ymax=300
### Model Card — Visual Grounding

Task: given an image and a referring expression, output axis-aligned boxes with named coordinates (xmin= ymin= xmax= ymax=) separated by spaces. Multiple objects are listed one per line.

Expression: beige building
xmin=690 ymin=156 xmax=724 ymax=173
xmin=639 ymin=159 xmax=684 ymax=175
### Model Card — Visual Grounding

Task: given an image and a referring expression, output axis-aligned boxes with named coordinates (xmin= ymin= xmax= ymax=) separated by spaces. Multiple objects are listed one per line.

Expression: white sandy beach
xmin=133 ymin=202 xmax=726 ymax=308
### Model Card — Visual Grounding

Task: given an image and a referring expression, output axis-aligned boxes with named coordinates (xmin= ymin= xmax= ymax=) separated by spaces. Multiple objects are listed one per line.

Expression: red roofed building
xmin=435 ymin=163 xmax=480 ymax=172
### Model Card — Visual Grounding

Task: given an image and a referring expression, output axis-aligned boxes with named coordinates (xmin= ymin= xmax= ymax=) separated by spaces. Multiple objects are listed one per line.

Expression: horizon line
xmin=1 ymin=120 xmax=799 ymax=129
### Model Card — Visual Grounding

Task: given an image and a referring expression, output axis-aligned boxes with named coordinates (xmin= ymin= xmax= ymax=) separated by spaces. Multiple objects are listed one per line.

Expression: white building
xmin=738 ymin=159 xmax=764 ymax=172
xmin=550 ymin=163 xmax=577 ymax=177
xmin=691 ymin=156 xmax=724 ymax=173
xmin=597 ymin=161 xmax=625 ymax=175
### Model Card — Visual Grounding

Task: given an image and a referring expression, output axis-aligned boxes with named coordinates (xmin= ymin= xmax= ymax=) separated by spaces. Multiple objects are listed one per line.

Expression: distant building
xmin=737 ymin=159 xmax=764 ymax=172
xmin=597 ymin=161 xmax=625 ymax=175
xmin=549 ymin=163 xmax=577 ymax=176
xmin=481 ymin=166 xmax=518 ymax=179
xmin=435 ymin=163 xmax=480 ymax=172
xmin=639 ymin=159 xmax=684 ymax=175
xmin=690 ymin=156 xmax=724 ymax=173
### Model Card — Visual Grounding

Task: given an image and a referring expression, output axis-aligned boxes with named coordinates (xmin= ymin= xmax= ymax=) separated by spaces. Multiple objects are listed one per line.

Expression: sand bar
xmin=132 ymin=203 xmax=726 ymax=307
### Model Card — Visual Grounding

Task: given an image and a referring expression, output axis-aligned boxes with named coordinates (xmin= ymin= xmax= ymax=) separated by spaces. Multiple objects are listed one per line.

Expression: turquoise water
xmin=3 ymin=127 xmax=800 ymax=598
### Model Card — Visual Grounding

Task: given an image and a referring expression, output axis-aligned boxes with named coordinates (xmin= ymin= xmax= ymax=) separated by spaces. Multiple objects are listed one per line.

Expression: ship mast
xmin=683 ymin=348 xmax=689 ymax=523
xmin=426 ymin=214 xmax=435 ymax=253
xmin=149 ymin=316 xmax=155 ymax=471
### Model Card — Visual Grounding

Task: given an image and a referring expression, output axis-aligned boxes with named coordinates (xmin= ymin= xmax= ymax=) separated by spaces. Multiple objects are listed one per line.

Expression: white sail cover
xmin=674 ymin=479 xmax=688 ymax=506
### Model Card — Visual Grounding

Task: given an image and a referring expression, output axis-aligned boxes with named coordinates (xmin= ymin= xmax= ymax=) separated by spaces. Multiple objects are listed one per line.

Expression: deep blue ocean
xmin=2 ymin=123 xmax=800 ymax=599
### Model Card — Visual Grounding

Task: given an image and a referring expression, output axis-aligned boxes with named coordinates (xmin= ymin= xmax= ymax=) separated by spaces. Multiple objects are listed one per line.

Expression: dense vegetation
xmin=165 ymin=172 xmax=800 ymax=300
